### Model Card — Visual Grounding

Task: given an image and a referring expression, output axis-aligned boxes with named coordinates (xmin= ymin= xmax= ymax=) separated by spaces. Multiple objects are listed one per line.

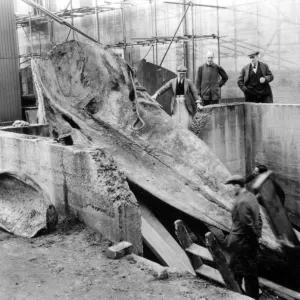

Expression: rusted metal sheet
xmin=135 ymin=60 xmax=176 ymax=115
xmin=0 ymin=0 xmax=22 ymax=122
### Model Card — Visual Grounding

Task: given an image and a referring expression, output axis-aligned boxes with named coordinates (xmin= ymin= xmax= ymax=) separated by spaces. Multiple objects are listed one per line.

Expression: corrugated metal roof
xmin=0 ymin=0 xmax=22 ymax=122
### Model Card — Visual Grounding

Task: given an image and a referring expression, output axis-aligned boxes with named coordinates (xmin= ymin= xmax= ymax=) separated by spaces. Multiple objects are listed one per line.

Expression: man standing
xmin=237 ymin=51 xmax=274 ymax=103
xmin=225 ymin=174 xmax=262 ymax=300
xmin=152 ymin=65 xmax=203 ymax=129
xmin=195 ymin=51 xmax=228 ymax=106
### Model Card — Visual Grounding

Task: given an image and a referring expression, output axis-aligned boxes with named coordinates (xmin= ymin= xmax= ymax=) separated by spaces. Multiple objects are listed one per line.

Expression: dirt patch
xmin=0 ymin=218 xmax=279 ymax=300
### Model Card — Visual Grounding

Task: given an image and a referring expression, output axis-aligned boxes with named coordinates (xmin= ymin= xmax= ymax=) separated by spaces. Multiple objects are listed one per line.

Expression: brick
xmin=106 ymin=241 xmax=133 ymax=259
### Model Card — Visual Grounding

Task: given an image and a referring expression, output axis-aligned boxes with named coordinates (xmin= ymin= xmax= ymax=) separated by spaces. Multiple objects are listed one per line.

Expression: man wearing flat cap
xmin=237 ymin=51 xmax=274 ymax=103
xmin=152 ymin=65 xmax=203 ymax=129
xmin=225 ymin=174 xmax=262 ymax=300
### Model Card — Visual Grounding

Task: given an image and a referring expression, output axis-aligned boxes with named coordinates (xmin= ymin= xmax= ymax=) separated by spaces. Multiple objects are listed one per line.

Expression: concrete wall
xmin=0 ymin=124 xmax=50 ymax=137
xmin=245 ymin=104 xmax=300 ymax=225
xmin=193 ymin=103 xmax=300 ymax=223
xmin=0 ymin=131 xmax=142 ymax=254
xmin=191 ymin=104 xmax=246 ymax=176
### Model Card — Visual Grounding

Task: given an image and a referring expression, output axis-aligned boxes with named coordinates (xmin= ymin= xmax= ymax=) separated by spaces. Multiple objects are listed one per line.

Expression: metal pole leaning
xmin=159 ymin=2 xmax=191 ymax=67
xmin=21 ymin=0 xmax=101 ymax=45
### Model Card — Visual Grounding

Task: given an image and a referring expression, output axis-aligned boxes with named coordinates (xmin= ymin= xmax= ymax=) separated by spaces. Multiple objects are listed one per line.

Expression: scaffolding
xmin=16 ymin=0 xmax=226 ymax=79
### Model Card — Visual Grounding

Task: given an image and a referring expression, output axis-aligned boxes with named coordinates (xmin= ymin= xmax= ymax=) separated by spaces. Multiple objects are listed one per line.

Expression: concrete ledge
xmin=0 ymin=131 xmax=142 ymax=254
xmin=0 ymin=124 xmax=50 ymax=137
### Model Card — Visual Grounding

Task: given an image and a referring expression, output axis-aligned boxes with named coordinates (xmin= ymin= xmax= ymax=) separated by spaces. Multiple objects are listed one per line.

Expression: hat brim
xmin=247 ymin=52 xmax=259 ymax=57
xmin=225 ymin=180 xmax=245 ymax=185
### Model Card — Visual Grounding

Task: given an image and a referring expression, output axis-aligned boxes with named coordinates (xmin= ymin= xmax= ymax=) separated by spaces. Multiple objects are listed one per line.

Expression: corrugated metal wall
xmin=0 ymin=0 xmax=21 ymax=122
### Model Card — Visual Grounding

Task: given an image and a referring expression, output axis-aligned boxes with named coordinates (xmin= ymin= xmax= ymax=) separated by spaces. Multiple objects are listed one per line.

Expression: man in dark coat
xmin=237 ymin=51 xmax=274 ymax=103
xmin=195 ymin=51 xmax=228 ymax=106
xmin=225 ymin=174 xmax=262 ymax=300
xmin=152 ymin=65 xmax=203 ymax=128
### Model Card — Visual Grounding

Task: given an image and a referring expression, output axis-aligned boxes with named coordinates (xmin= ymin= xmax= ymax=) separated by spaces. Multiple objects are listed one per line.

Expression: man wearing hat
xmin=152 ymin=65 xmax=203 ymax=129
xmin=225 ymin=174 xmax=262 ymax=300
xmin=237 ymin=51 xmax=274 ymax=103
xmin=195 ymin=51 xmax=228 ymax=106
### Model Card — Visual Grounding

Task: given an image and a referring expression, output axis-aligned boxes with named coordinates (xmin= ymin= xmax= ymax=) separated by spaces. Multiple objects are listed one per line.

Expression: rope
xmin=141 ymin=45 xmax=154 ymax=61
xmin=129 ymin=71 xmax=145 ymax=131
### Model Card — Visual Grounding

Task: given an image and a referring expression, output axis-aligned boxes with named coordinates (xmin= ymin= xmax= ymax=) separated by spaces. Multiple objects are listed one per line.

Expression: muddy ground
xmin=0 ymin=218 xmax=279 ymax=300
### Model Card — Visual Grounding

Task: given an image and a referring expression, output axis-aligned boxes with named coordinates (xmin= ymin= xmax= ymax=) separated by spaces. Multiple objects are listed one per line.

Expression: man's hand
xmin=152 ymin=94 xmax=158 ymax=101
xmin=260 ymin=77 xmax=266 ymax=83
xmin=197 ymin=103 xmax=203 ymax=111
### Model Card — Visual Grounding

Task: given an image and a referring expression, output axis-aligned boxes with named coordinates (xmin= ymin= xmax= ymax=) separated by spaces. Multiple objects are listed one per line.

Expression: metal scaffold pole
xmin=159 ymin=3 xmax=191 ymax=67
xmin=71 ymin=0 xmax=75 ymax=40
xmin=216 ymin=0 xmax=220 ymax=65
xmin=121 ymin=0 xmax=127 ymax=52
xmin=95 ymin=0 xmax=100 ymax=42
xmin=29 ymin=12 xmax=33 ymax=58
xmin=154 ymin=0 xmax=158 ymax=65
xmin=191 ymin=3 xmax=195 ymax=80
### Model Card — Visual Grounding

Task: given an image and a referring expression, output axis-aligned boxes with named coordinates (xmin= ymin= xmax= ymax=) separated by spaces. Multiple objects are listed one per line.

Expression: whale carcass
xmin=32 ymin=41 xmax=281 ymax=256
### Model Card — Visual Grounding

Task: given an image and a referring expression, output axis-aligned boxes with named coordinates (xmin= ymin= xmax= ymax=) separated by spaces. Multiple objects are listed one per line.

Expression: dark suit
xmin=227 ymin=190 xmax=262 ymax=300
xmin=237 ymin=61 xmax=274 ymax=103
xmin=195 ymin=63 xmax=228 ymax=105
xmin=155 ymin=78 xmax=200 ymax=117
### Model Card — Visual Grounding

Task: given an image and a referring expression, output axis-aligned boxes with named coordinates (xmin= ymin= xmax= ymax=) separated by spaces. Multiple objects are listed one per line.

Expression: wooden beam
xmin=185 ymin=243 xmax=213 ymax=263
xmin=175 ymin=220 xmax=203 ymax=270
xmin=253 ymin=171 xmax=300 ymax=246
xmin=140 ymin=205 xmax=195 ymax=275
xmin=195 ymin=264 xmax=225 ymax=285
xmin=205 ymin=232 xmax=242 ymax=294
xmin=259 ymin=277 xmax=300 ymax=300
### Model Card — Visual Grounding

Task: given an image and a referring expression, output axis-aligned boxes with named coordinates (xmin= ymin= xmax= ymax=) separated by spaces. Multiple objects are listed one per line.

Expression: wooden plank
xmin=253 ymin=171 xmax=300 ymax=246
xmin=174 ymin=220 xmax=203 ymax=270
xmin=140 ymin=204 xmax=196 ymax=275
xmin=195 ymin=264 xmax=225 ymax=285
xmin=259 ymin=277 xmax=300 ymax=300
xmin=294 ymin=229 xmax=300 ymax=242
xmin=205 ymin=232 xmax=242 ymax=294
xmin=185 ymin=243 xmax=214 ymax=262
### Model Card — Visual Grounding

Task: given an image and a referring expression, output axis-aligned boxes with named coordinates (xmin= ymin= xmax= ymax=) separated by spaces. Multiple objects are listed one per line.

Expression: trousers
xmin=245 ymin=94 xmax=272 ymax=103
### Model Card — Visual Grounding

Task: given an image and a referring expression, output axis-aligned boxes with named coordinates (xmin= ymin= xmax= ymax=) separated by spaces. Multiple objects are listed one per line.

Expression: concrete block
xmin=0 ymin=131 xmax=142 ymax=254
xmin=106 ymin=241 xmax=133 ymax=259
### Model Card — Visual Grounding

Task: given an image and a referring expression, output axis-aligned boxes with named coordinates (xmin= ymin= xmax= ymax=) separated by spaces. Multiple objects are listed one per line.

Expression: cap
xmin=247 ymin=51 xmax=259 ymax=57
xmin=256 ymin=164 xmax=268 ymax=174
xmin=224 ymin=174 xmax=245 ymax=185
xmin=176 ymin=65 xmax=188 ymax=72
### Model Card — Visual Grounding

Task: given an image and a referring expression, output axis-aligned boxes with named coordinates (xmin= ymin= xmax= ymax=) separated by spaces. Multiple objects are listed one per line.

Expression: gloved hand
xmin=260 ymin=77 xmax=266 ymax=83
